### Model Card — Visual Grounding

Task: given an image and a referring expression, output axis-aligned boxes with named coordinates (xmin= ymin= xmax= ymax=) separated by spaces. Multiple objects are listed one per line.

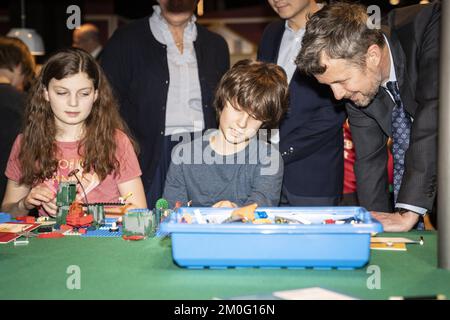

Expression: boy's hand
xmin=22 ymin=185 xmax=56 ymax=211
xmin=212 ymin=200 xmax=238 ymax=208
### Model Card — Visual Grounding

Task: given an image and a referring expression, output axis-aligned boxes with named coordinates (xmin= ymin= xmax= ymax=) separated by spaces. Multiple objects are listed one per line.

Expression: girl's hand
xmin=22 ymin=185 xmax=55 ymax=211
xmin=42 ymin=197 xmax=58 ymax=216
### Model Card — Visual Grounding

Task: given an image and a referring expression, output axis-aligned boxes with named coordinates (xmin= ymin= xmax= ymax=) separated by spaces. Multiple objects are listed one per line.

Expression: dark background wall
xmin=1 ymin=0 xmax=427 ymax=63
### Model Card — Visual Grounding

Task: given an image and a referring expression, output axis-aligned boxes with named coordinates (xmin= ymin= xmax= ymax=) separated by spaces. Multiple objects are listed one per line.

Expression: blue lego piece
xmin=81 ymin=218 xmax=122 ymax=237
xmin=0 ymin=212 xmax=12 ymax=223
xmin=254 ymin=211 xmax=268 ymax=219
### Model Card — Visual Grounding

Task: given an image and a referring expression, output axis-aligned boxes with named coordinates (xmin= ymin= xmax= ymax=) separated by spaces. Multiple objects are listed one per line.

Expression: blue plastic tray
xmin=159 ymin=206 xmax=383 ymax=269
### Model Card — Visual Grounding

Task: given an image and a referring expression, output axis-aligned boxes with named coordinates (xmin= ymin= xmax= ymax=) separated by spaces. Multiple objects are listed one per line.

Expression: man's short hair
xmin=214 ymin=59 xmax=289 ymax=129
xmin=0 ymin=36 xmax=35 ymax=84
xmin=295 ymin=2 xmax=385 ymax=76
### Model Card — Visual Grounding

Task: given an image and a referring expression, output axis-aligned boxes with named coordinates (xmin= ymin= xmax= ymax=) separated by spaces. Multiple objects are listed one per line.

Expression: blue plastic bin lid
xmin=159 ymin=206 xmax=383 ymax=235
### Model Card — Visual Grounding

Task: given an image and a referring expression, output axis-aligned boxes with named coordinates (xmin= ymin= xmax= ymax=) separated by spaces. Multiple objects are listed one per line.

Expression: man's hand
xmin=371 ymin=211 xmax=419 ymax=232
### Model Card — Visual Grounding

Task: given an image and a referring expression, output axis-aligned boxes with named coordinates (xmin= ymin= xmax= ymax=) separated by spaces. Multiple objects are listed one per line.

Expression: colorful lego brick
xmin=25 ymin=216 xmax=35 ymax=224
xmin=37 ymin=232 xmax=65 ymax=239
xmin=60 ymin=224 xmax=73 ymax=232
xmin=0 ymin=213 xmax=12 ymax=223
xmin=56 ymin=206 xmax=70 ymax=225
xmin=56 ymin=182 xmax=77 ymax=207
xmin=81 ymin=225 xmax=122 ymax=237
xmin=16 ymin=216 xmax=36 ymax=223
xmin=87 ymin=204 xmax=105 ymax=226
xmin=122 ymin=209 xmax=153 ymax=238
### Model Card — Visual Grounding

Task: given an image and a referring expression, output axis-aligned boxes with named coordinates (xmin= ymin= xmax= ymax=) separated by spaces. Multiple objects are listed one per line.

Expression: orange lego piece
xmin=230 ymin=203 xmax=258 ymax=222
xmin=66 ymin=201 xmax=94 ymax=228
xmin=24 ymin=216 xmax=36 ymax=224
xmin=60 ymin=224 xmax=73 ymax=232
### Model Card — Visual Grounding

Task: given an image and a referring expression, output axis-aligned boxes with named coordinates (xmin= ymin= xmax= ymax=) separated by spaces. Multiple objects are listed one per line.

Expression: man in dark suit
xmin=296 ymin=1 xmax=440 ymax=231
xmin=258 ymin=0 xmax=345 ymax=206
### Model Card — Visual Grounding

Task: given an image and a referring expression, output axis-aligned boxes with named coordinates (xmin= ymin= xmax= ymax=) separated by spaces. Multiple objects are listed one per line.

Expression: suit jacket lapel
xmin=269 ymin=21 xmax=285 ymax=63
xmin=363 ymin=89 xmax=395 ymax=137
xmin=385 ymin=31 xmax=418 ymax=117
xmin=365 ymin=29 xmax=418 ymax=136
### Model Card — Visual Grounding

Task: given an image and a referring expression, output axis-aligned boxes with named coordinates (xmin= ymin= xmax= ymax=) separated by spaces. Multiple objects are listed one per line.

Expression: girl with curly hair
xmin=2 ymin=48 xmax=147 ymax=216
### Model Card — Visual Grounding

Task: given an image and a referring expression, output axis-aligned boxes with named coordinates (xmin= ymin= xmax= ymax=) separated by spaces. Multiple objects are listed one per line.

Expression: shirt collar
xmin=90 ymin=46 xmax=102 ymax=59
xmin=150 ymin=5 xmax=197 ymax=44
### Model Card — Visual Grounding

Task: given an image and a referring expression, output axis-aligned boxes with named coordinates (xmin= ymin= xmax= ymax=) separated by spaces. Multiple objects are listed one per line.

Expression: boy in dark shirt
xmin=163 ymin=60 xmax=289 ymax=208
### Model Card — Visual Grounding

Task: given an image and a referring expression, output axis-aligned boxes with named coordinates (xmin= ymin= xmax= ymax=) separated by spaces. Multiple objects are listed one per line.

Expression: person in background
xmin=296 ymin=2 xmax=440 ymax=231
xmin=258 ymin=0 xmax=345 ymax=206
xmin=101 ymin=0 xmax=230 ymax=208
xmin=163 ymin=60 xmax=288 ymax=208
xmin=0 ymin=36 xmax=35 ymax=200
xmin=72 ymin=23 xmax=103 ymax=60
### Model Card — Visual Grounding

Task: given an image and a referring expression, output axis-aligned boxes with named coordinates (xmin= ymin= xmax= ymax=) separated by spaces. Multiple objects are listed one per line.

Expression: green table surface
xmin=0 ymin=231 xmax=449 ymax=300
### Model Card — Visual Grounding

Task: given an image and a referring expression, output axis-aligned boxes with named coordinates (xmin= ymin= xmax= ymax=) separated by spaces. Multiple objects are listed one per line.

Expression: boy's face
xmin=219 ymin=101 xmax=263 ymax=145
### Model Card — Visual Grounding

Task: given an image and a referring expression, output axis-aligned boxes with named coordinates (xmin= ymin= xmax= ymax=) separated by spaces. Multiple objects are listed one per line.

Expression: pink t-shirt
xmin=6 ymin=130 xmax=142 ymax=213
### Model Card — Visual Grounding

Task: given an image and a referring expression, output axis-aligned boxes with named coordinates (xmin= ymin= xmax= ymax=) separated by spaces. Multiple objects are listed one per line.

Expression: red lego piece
xmin=37 ymin=232 xmax=65 ymax=239
xmin=66 ymin=202 xmax=94 ymax=228
xmin=15 ymin=216 xmax=35 ymax=223
xmin=60 ymin=224 xmax=73 ymax=232
xmin=122 ymin=235 xmax=145 ymax=241
xmin=24 ymin=216 xmax=35 ymax=223
xmin=324 ymin=219 xmax=336 ymax=224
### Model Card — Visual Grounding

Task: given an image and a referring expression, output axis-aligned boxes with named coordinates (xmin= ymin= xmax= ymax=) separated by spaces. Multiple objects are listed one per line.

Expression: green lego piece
xmin=56 ymin=182 xmax=77 ymax=207
xmin=123 ymin=210 xmax=153 ymax=238
xmin=56 ymin=206 xmax=70 ymax=225
xmin=88 ymin=204 xmax=105 ymax=227
xmin=155 ymin=198 xmax=169 ymax=210
xmin=56 ymin=182 xmax=77 ymax=225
